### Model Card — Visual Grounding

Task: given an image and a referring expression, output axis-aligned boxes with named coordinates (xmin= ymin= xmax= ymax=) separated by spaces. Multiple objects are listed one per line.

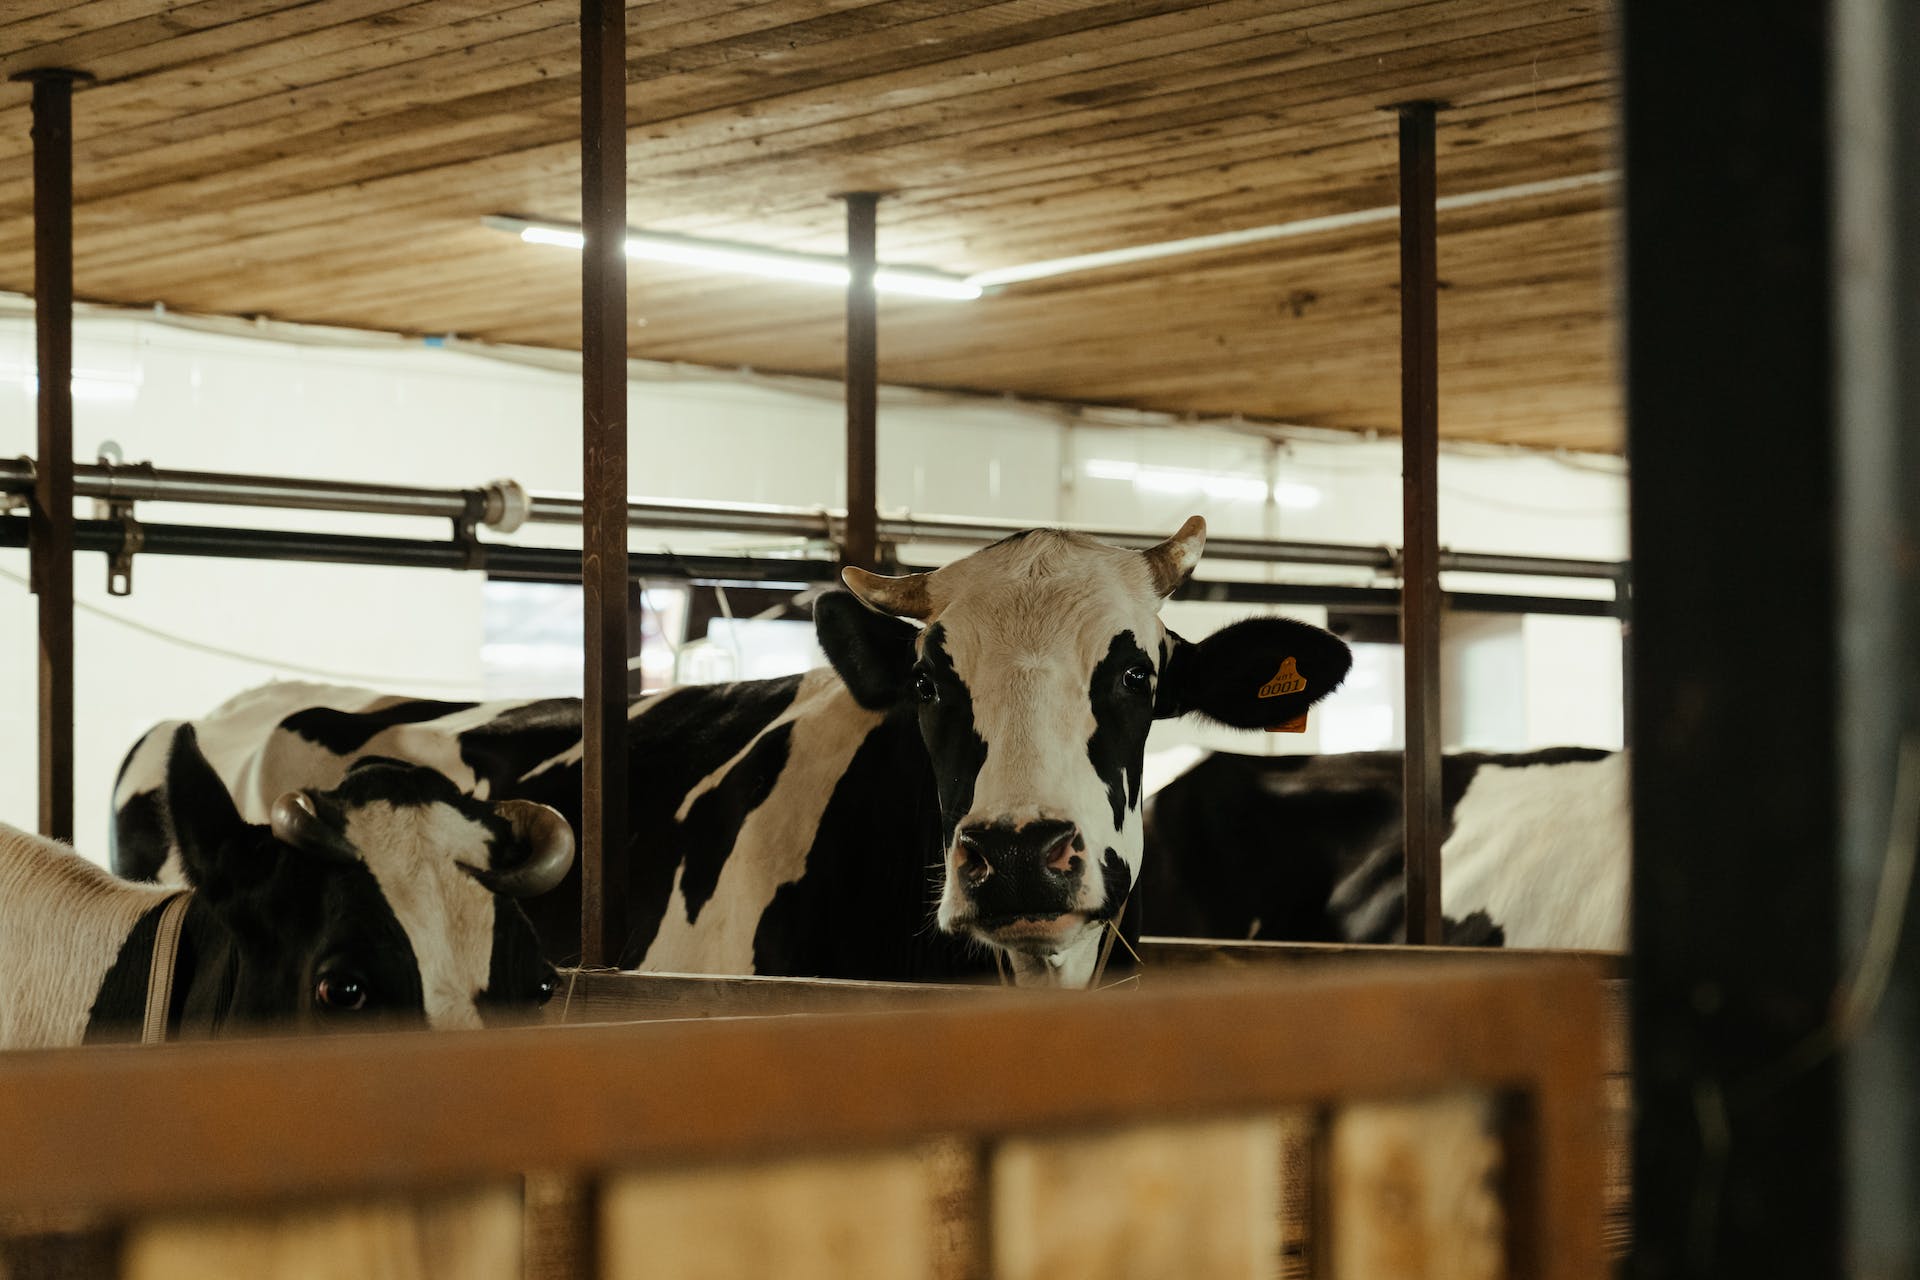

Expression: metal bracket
xmin=106 ymin=499 xmax=142 ymax=597
xmin=1 ymin=455 xmax=28 ymax=518
xmin=453 ymin=495 xmax=488 ymax=572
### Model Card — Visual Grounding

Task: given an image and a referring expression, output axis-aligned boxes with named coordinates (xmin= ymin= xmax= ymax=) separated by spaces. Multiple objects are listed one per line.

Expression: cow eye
xmin=536 ymin=976 xmax=558 ymax=1006
xmin=1121 ymin=662 xmax=1154 ymax=695
xmin=913 ymin=670 xmax=938 ymax=703
xmin=314 ymin=973 xmax=369 ymax=1012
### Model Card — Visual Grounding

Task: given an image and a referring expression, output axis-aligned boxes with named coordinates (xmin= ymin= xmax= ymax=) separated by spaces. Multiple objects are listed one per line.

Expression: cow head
xmin=163 ymin=725 xmax=571 ymax=1030
xmin=815 ymin=516 xmax=1350 ymax=985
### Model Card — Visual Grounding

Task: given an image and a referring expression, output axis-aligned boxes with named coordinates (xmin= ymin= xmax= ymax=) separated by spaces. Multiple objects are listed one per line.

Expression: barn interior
xmin=0 ymin=0 xmax=1912 ymax=1277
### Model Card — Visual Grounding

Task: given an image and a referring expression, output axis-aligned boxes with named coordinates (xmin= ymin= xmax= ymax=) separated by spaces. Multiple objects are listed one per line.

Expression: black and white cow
xmin=114 ymin=518 xmax=1351 ymax=987
xmin=1 ymin=726 xmax=569 ymax=1050
xmin=1139 ymin=746 xmax=1627 ymax=950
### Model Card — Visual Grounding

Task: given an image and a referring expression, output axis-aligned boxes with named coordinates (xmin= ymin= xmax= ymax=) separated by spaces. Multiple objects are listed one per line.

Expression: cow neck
xmin=85 ymin=893 xmax=234 ymax=1044
xmin=159 ymin=895 xmax=240 ymax=1040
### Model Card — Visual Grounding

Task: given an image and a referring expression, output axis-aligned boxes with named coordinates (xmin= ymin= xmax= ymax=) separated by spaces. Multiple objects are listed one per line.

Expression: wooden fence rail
xmin=0 ymin=964 xmax=1606 ymax=1280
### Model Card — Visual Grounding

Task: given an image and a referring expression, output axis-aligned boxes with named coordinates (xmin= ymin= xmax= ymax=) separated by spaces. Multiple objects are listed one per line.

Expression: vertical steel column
xmin=842 ymin=192 xmax=880 ymax=571
xmin=1396 ymin=102 xmax=1443 ymax=946
xmin=14 ymin=69 xmax=90 ymax=844
xmin=579 ymin=0 xmax=629 ymax=970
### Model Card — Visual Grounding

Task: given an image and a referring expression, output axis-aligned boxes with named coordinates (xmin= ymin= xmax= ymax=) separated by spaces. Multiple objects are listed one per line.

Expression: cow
xmin=114 ymin=517 xmax=1352 ymax=988
xmin=3 ymin=725 xmax=572 ymax=1051
xmin=1139 ymin=746 xmax=1627 ymax=950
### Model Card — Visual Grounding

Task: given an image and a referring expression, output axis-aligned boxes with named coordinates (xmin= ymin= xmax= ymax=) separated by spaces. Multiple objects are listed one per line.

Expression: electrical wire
xmin=0 ymin=564 xmax=484 ymax=692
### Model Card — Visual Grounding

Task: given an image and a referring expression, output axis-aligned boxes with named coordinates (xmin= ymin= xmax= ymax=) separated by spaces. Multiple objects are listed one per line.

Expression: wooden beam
xmin=13 ymin=67 xmax=90 ymax=843
xmin=842 ymin=190 xmax=880 ymax=572
xmin=0 ymin=964 xmax=1606 ymax=1272
xmin=578 ymin=0 xmax=629 ymax=970
xmin=1397 ymin=100 xmax=1443 ymax=946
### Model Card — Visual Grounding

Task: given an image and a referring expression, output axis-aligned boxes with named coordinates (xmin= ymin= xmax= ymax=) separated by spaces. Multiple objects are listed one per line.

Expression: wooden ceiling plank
xmin=4 ymin=30 xmax=1608 ymax=284
xmin=2 ymin=0 xmax=1568 ymax=214
xmin=0 ymin=0 xmax=437 ymax=99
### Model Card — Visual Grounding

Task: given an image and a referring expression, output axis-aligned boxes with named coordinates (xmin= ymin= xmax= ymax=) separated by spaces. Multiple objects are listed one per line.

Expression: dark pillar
xmin=1396 ymin=102 xmax=1443 ymax=946
xmin=1621 ymin=1 xmax=1840 ymax=1273
xmin=579 ymin=0 xmax=629 ymax=970
xmin=13 ymin=69 xmax=91 ymax=844
xmin=842 ymin=192 xmax=880 ymax=572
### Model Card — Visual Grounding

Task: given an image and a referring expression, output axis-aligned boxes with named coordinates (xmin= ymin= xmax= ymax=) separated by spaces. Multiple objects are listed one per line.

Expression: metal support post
xmin=579 ymin=0 xmax=629 ymax=970
xmin=14 ymin=68 xmax=91 ymax=843
xmin=842 ymin=192 xmax=880 ymax=572
xmin=1396 ymin=101 xmax=1443 ymax=946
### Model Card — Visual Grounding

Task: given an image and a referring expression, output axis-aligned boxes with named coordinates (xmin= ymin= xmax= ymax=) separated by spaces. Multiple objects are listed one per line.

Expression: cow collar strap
xmin=140 ymin=892 xmax=194 ymax=1046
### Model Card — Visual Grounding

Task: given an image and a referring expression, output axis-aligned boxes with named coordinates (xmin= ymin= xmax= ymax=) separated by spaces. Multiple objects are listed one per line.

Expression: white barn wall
xmin=0 ymin=310 xmax=1625 ymax=859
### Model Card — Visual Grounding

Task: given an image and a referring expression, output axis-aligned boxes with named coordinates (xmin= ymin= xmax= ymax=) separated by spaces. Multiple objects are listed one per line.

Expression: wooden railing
xmin=0 ymin=962 xmax=1607 ymax=1280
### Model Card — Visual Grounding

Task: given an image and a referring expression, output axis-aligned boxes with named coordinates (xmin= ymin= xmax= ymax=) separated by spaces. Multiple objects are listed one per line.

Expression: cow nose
xmin=955 ymin=820 xmax=1082 ymax=882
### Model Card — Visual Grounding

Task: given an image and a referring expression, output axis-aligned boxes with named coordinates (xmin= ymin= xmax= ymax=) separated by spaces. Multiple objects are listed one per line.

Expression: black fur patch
xmin=752 ymin=709 xmax=992 ymax=982
xmin=480 ymin=895 xmax=561 ymax=1022
xmin=917 ymin=626 xmax=987 ymax=847
xmin=112 ymin=788 xmax=172 ymax=882
xmin=1085 ymin=631 xmax=1154 ymax=831
xmin=1094 ymin=847 xmax=1133 ymax=922
xmin=814 ymin=592 xmax=918 ymax=710
xmin=679 ymin=722 xmax=795 ymax=923
xmin=282 ymin=699 xmax=478 ymax=755
xmin=83 ymin=898 xmax=170 ymax=1043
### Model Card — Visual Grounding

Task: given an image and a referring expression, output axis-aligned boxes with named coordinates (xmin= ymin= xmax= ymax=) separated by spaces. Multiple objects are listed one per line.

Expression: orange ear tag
xmin=1267 ymin=712 xmax=1309 ymax=734
xmin=1256 ymin=657 xmax=1308 ymax=699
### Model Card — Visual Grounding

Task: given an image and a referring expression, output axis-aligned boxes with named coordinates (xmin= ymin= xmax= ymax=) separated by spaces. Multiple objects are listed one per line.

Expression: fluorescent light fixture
xmin=966 ymin=170 xmax=1619 ymax=288
xmin=1082 ymin=459 xmax=1320 ymax=508
xmin=487 ymin=215 xmax=982 ymax=301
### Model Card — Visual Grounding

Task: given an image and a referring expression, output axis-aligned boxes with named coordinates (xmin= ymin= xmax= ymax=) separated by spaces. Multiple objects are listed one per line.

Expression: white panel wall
xmin=0 ymin=309 xmax=1626 ymax=859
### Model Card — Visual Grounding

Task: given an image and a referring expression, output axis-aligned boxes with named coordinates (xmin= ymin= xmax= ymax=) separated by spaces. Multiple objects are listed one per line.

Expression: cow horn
xmin=483 ymin=800 xmax=577 ymax=899
xmin=841 ymin=565 xmax=934 ymax=620
xmin=1141 ymin=515 xmax=1207 ymax=597
xmin=269 ymin=791 xmax=357 ymax=863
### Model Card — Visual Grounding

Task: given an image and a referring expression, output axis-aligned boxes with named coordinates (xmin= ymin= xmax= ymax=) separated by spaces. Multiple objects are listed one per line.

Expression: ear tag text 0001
xmin=1256 ymin=656 xmax=1308 ymax=699
xmin=1259 ymin=656 xmax=1309 ymax=732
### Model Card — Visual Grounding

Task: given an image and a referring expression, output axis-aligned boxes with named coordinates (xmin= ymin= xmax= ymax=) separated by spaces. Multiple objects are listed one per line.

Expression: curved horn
xmin=268 ymin=791 xmax=357 ymax=863
xmin=483 ymin=800 xmax=577 ymax=899
xmin=841 ymin=565 xmax=934 ymax=620
xmin=1142 ymin=515 xmax=1207 ymax=597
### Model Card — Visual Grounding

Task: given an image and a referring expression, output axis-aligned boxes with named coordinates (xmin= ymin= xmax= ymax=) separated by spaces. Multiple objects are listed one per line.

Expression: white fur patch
xmin=0 ymin=823 xmax=175 ymax=1049
xmin=643 ymin=670 xmax=883 ymax=974
xmin=341 ymin=802 xmax=501 ymax=1030
xmin=1441 ymin=752 xmax=1629 ymax=950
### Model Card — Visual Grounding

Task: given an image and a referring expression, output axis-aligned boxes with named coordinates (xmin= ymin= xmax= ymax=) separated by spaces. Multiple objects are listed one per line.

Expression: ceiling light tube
xmin=486 ymin=215 xmax=982 ymax=302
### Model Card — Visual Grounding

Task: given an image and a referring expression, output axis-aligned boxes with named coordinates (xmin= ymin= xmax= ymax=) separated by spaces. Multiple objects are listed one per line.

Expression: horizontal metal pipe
xmin=0 ymin=517 xmax=1621 ymax=617
xmin=0 ymin=459 xmax=1628 ymax=581
xmin=0 ymin=457 xmax=476 ymax=521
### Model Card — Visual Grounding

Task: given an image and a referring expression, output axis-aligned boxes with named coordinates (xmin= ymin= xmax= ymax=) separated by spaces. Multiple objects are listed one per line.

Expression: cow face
xmin=816 ymin=517 xmax=1351 ymax=984
xmin=163 ymin=726 xmax=570 ymax=1030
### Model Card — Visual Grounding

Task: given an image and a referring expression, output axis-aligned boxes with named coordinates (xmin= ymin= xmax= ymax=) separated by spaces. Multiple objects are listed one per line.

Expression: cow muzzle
xmin=949 ymin=819 xmax=1092 ymax=953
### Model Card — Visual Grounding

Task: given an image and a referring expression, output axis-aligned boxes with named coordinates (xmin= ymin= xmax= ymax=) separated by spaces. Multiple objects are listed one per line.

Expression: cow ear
xmin=1155 ymin=618 xmax=1352 ymax=728
xmin=164 ymin=724 xmax=271 ymax=899
xmin=815 ymin=590 xmax=919 ymax=710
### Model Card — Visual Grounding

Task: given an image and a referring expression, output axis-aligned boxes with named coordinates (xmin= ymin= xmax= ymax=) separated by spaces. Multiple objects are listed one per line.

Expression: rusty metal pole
xmin=579 ymin=0 xmax=629 ymax=969
xmin=14 ymin=69 xmax=90 ymax=843
xmin=1396 ymin=102 xmax=1443 ymax=946
xmin=842 ymin=192 xmax=880 ymax=572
